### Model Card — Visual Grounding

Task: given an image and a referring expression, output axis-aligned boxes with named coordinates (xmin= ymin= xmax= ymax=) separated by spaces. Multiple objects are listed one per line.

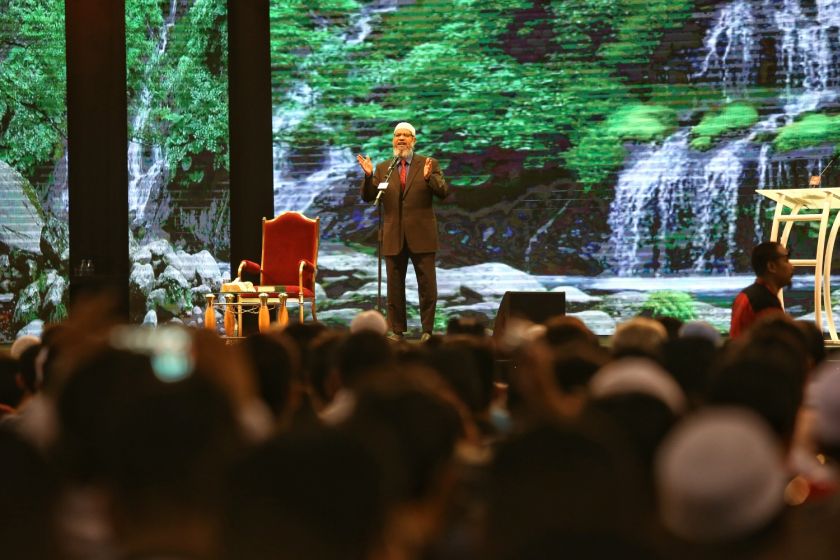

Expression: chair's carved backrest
xmin=260 ymin=212 xmax=320 ymax=288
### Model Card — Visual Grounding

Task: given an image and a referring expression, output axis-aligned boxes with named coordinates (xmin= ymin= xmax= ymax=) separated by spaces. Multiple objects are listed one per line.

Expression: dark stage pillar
xmin=228 ymin=0 xmax=274 ymax=276
xmin=66 ymin=0 xmax=129 ymax=316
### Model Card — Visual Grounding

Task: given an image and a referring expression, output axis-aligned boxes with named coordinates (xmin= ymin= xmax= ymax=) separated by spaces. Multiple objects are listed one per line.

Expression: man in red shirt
xmin=730 ymin=241 xmax=793 ymax=339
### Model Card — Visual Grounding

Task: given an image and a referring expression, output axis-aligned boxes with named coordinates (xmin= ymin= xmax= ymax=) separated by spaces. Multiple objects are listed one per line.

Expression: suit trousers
xmin=385 ymin=243 xmax=437 ymax=334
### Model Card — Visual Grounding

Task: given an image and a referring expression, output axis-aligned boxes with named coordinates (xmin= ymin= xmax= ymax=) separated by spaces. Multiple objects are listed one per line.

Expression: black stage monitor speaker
xmin=493 ymin=291 xmax=565 ymax=340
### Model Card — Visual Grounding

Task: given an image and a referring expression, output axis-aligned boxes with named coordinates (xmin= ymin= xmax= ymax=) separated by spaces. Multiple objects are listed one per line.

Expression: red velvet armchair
xmin=236 ymin=212 xmax=320 ymax=323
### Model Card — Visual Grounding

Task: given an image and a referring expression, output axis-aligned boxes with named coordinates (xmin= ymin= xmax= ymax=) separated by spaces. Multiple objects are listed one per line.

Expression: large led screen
xmin=0 ymin=0 xmax=68 ymax=342
xmin=273 ymin=0 xmax=840 ymax=335
xmin=126 ymin=0 xmax=230 ymax=327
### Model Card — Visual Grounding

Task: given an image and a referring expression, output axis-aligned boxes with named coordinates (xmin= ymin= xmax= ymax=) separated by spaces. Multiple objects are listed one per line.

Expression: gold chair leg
xmin=299 ymin=295 xmax=305 ymax=323
xmin=311 ymin=298 xmax=317 ymax=321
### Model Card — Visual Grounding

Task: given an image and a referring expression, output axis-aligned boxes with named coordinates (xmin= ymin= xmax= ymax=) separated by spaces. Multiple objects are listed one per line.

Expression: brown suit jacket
xmin=361 ymin=154 xmax=449 ymax=256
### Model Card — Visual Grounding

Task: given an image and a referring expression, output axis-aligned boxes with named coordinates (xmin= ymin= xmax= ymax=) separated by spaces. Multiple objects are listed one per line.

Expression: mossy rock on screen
xmin=773 ymin=113 xmax=840 ymax=153
xmin=690 ymin=102 xmax=759 ymax=151
xmin=639 ymin=290 xmax=697 ymax=322
xmin=566 ymin=104 xmax=678 ymax=186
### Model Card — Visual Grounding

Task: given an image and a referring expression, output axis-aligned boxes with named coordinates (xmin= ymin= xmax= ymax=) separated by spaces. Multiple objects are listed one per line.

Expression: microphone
xmin=373 ymin=181 xmax=388 ymax=206
xmin=373 ymin=157 xmax=401 ymax=206
xmin=809 ymin=153 xmax=838 ymax=187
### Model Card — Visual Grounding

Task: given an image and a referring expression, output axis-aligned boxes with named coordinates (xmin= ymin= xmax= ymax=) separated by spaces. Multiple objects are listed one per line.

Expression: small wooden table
xmin=204 ymin=283 xmax=289 ymax=338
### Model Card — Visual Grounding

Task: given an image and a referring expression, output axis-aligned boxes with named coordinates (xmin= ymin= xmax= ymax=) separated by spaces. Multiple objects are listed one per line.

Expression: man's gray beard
xmin=393 ymin=147 xmax=414 ymax=159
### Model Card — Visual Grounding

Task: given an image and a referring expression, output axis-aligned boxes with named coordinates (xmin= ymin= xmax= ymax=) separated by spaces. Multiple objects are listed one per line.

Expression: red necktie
xmin=400 ymin=159 xmax=407 ymax=191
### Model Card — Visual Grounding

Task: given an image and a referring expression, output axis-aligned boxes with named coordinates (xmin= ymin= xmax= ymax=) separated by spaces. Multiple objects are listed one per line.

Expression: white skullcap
xmin=590 ymin=357 xmax=687 ymax=415
xmin=655 ymin=407 xmax=786 ymax=543
xmin=394 ymin=122 xmax=416 ymax=136
xmin=679 ymin=320 xmax=723 ymax=347
xmin=350 ymin=310 xmax=389 ymax=336
xmin=612 ymin=317 xmax=667 ymax=357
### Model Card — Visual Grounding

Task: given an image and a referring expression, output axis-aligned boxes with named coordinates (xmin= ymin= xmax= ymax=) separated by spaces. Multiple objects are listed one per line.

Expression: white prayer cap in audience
xmin=350 ymin=310 xmax=388 ymax=336
xmin=612 ymin=317 xmax=667 ymax=356
xmin=678 ymin=320 xmax=722 ymax=346
xmin=10 ymin=335 xmax=40 ymax=359
xmin=805 ymin=362 xmax=840 ymax=446
xmin=589 ymin=357 xmax=686 ymax=415
xmin=655 ymin=408 xmax=786 ymax=543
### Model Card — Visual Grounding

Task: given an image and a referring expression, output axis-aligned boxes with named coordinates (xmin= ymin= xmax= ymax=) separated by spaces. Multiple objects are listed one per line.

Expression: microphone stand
xmin=374 ymin=157 xmax=400 ymax=314
xmin=809 ymin=153 xmax=839 ymax=187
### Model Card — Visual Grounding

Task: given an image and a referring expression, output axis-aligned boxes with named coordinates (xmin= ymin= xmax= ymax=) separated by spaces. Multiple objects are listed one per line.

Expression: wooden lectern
xmin=756 ymin=188 xmax=840 ymax=342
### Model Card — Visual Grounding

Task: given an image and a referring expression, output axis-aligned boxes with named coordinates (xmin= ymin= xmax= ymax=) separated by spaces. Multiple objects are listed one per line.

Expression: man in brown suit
xmin=357 ymin=122 xmax=449 ymax=342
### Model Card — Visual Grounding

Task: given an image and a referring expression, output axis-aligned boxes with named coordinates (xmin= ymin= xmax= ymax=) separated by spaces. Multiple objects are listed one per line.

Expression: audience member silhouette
xmin=223 ymin=429 xmax=385 ymax=560
xmin=0 ymin=427 xmax=58 ymax=560
xmin=240 ymin=332 xmax=302 ymax=428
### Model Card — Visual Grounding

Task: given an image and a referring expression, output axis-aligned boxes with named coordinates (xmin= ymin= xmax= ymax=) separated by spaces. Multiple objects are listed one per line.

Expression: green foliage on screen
xmin=127 ymin=0 xmax=228 ymax=185
xmin=126 ymin=0 xmax=165 ymax=100
xmin=270 ymin=0 xmax=695 ymax=188
xmin=640 ymin=290 xmax=698 ymax=322
xmin=691 ymin=103 xmax=760 ymax=151
xmin=773 ymin=113 xmax=840 ymax=154
xmin=270 ymin=0 xmax=361 ymax=92
xmin=0 ymin=0 xmax=65 ymax=187
xmin=566 ymin=104 xmax=678 ymax=185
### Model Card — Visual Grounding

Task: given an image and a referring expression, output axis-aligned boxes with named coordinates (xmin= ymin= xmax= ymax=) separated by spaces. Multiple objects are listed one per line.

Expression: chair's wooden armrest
xmin=238 ymin=259 xmax=261 ymax=278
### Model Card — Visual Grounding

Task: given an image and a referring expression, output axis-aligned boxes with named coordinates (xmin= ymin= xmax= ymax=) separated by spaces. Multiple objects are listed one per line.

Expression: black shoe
xmin=387 ymin=332 xmax=405 ymax=342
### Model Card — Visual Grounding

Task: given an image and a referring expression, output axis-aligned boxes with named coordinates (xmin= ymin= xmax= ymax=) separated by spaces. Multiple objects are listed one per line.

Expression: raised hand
xmin=424 ymin=157 xmax=433 ymax=180
xmin=356 ymin=154 xmax=373 ymax=176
